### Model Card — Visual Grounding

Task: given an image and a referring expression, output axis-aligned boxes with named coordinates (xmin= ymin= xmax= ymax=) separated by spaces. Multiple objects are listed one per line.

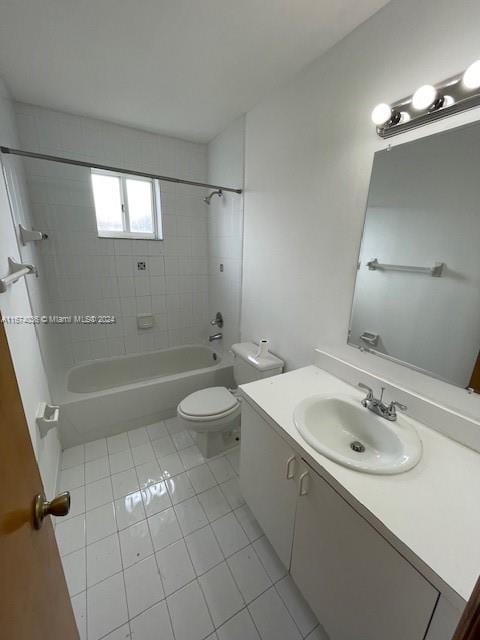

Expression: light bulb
xmin=371 ymin=103 xmax=392 ymax=126
xmin=412 ymin=84 xmax=437 ymax=110
xmin=463 ymin=60 xmax=480 ymax=90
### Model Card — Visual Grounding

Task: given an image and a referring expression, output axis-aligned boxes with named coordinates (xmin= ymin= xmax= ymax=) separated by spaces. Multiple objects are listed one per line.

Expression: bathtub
xmin=58 ymin=345 xmax=234 ymax=447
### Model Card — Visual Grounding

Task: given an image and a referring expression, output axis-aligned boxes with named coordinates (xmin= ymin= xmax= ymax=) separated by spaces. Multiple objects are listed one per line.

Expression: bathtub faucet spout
xmin=209 ymin=332 xmax=223 ymax=342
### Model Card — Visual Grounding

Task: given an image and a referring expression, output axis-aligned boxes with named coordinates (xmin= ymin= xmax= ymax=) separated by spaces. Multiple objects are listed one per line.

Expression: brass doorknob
xmin=33 ymin=492 xmax=70 ymax=529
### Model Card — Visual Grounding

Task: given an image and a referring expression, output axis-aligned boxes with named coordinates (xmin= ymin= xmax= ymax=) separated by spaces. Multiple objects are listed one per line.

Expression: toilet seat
xmin=178 ymin=386 xmax=239 ymax=422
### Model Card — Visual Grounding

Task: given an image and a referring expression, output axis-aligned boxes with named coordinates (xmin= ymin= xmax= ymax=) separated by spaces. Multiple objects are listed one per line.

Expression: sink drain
xmin=350 ymin=441 xmax=365 ymax=453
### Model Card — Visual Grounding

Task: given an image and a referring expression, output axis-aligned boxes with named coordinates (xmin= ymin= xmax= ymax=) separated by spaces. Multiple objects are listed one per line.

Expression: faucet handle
xmin=387 ymin=400 xmax=407 ymax=416
xmin=358 ymin=382 xmax=373 ymax=406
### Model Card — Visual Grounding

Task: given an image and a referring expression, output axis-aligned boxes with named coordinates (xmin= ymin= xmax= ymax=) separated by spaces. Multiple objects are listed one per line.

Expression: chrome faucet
xmin=210 ymin=312 xmax=224 ymax=328
xmin=209 ymin=332 xmax=223 ymax=342
xmin=358 ymin=383 xmax=407 ymax=421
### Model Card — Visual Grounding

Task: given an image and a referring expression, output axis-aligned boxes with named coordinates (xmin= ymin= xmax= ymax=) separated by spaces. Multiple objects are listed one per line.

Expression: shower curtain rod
xmin=0 ymin=146 xmax=243 ymax=194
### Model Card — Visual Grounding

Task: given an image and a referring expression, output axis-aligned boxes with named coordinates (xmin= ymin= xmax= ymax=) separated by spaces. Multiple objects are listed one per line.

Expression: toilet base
xmin=194 ymin=428 xmax=240 ymax=458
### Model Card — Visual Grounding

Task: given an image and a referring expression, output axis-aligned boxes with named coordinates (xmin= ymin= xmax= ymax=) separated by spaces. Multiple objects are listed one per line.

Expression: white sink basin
xmin=293 ymin=395 xmax=422 ymax=475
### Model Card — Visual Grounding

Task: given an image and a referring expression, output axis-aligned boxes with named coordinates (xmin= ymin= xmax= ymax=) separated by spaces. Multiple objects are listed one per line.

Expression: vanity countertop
xmin=240 ymin=365 xmax=480 ymax=606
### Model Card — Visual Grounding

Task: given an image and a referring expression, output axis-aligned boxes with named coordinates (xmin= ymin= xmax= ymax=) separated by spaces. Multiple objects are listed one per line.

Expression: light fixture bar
xmin=374 ymin=66 xmax=480 ymax=138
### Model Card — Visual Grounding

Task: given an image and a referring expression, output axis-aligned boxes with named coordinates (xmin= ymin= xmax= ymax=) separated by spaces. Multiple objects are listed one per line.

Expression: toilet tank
xmin=231 ymin=342 xmax=284 ymax=385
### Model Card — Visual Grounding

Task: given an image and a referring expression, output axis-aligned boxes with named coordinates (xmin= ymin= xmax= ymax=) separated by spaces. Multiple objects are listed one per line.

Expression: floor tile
xmin=55 ymin=514 xmax=85 ymax=556
xmin=178 ymin=445 xmax=205 ymax=470
xmin=85 ymin=456 xmax=110 ymax=484
xmin=142 ymin=481 xmax=172 ymax=517
xmin=305 ymin=625 xmax=329 ymax=640
xmin=86 ymin=502 xmax=117 ymax=545
xmin=109 ymin=449 xmax=135 ymax=474
xmin=107 ymin=433 xmax=130 ymax=455
xmin=146 ymin=420 xmax=168 ymax=441
xmin=102 ymin=624 xmax=131 ymax=640
xmin=61 ymin=445 xmax=85 ymax=469
xmin=216 ymin=609 xmax=260 ymax=640
xmin=130 ymin=600 xmax=174 ymax=640
xmin=174 ymin=496 xmax=208 ymax=536
xmin=59 ymin=464 xmax=85 ymax=491
xmin=198 ymin=486 xmax=231 ymax=522
xmin=115 ymin=491 xmax=146 ymax=530
xmin=275 ymin=575 xmax=318 ymax=637
xmin=87 ymin=572 xmax=128 ymax=640
xmin=167 ymin=581 xmax=214 ymax=640
xmin=136 ymin=461 xmax=163 ymax=488
xmin=85 ymin=438 xmax=108 ymax=462
xmin=127 ymin=427 xmax=150 ymax=447
xmin=234 ymin=505 xmax=263 ymax=542
xmin=86 ymin=533 xmax=122 ymax=587
xmin=187 ymin=464 xmax=217 ymax=494
xmin=225 ymin=448 xmax=240 ymax=475
xmin=86 ymin=476 xmax=114 ymax=510
xmin=211 ymin=513 xmax=249 ymax=557
xmin=219 ymin=478 xmax=245 ymax=510
xmin=152 ymin=435 xmax=176 ymax=458
xmin=165 ymin=472 xmax=195 ymax=505
xmin=248 ymin=587 xmax=301 ymax=640
xmin=156 ymin=539 xmax=195 ymax=596
xmin=62 ymin=548 xmax=86 ymax=596
xmin=112 ymin=468 xmax=140 ymax=499
xmin=171 ymin=430 xmax=194 ymax=450
xmin=199 ymin=562 xmax=244 ymax=628
xmin=165 ymin=416 xmax=184 ymax=435
xmin=62 ymin=485 xmax=85 ymax=521
xmin=158 ymin=452 xmax=185 ymax=478
xmin=71 ymin=591 xmax=87 ymax=640
xmin=185 ymin=525 xmax=224 ymax=576
xmin=208 ymin=457 xmax=236 ymax=484
xmin=227 ymin=545 xmax=271 ymax=603
xmin=148 ymin=507 xmax=182 ymax=551
xmin=124 ymin=555 xmax=165 ymax=619
xmin=119 ymin=520 xmax=154 ymax=568
xmin=252 ymin=536 xmax=287 ymax=583
xmin=132 ymin=442 xmax=156 ymax=466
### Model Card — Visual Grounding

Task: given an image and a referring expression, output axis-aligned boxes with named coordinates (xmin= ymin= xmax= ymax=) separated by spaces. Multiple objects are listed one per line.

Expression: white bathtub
xmin=58 ymin=345 xmax=234 ymax=447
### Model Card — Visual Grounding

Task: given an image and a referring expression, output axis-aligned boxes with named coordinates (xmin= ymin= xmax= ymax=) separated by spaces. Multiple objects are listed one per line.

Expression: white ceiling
xmin=0 ymin=0 xmax=389 ymax=142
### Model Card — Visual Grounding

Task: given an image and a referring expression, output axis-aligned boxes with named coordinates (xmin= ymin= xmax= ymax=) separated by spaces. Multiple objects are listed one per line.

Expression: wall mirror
xmin=349 ymin=120 xmax=480 ymax=392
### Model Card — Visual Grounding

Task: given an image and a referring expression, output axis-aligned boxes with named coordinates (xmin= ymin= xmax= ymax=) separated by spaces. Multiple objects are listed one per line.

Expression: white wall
xmin=207 ymin=116 xmax=245 ymax=349
xmin=241 ymin=0 xmax=480 ymax=421
xmin=0 ymin=79 xmax=60 ymax=496
xmin=14 ymin=104 xmax=210 ymax=398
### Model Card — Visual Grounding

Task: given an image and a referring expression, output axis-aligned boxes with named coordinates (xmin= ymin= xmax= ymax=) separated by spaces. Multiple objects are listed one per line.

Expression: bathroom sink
xmin=293 ymin=395 xmax=422 ymax=475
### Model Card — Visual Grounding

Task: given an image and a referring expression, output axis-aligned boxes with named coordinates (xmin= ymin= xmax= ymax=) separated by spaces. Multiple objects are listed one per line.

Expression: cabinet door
xmin=240 ymin=401 xmax=298 ymax=568
xmin=291 ymin=465 xmax=439 ymax=640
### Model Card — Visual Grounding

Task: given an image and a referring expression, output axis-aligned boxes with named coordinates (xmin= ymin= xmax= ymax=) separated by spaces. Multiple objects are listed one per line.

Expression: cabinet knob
xmin=299 ymin=471 xmax=310 ymax=496
xmin=286 ymin=456 xmax=297 ymax=480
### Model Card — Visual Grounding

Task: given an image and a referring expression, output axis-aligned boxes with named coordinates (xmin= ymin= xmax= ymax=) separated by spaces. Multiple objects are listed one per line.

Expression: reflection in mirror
xmin=349 ymin=121 xmax=480 ymax=392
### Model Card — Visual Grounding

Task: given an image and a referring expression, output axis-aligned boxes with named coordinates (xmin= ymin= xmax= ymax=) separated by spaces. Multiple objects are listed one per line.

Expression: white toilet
xmin=177 ymin=342 xmax=284 ymax=458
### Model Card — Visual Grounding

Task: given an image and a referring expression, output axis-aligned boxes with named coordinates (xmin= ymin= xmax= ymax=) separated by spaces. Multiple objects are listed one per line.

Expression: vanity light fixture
xmin=373 ymin=58 xmax=480 ymax=138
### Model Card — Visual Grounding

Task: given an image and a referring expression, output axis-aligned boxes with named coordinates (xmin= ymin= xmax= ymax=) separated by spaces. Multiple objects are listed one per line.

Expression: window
xmin=91 ymin=170 xmax=163 ymax=239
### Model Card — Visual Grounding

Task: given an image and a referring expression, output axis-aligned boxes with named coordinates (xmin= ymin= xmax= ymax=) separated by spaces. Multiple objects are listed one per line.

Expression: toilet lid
xmin=179 ymin=386 xmax=238 ymax=418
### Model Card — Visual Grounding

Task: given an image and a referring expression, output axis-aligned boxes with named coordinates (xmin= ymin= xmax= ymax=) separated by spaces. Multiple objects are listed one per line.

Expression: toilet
xmin=177 ymin=342 xmax=284 ymax=458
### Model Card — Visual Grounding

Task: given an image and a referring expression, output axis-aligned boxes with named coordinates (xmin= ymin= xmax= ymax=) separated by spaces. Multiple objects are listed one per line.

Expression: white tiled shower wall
xmin=13 ymin=105 xmax=217 ymax=397
xmin=207 ymin=116 xmax=245 ymax=350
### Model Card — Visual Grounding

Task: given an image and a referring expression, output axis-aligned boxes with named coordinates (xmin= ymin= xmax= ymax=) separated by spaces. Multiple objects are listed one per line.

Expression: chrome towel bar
xmin=366 ymin=258 xmax=444 ymax=277
xmin=0 ymin=257 xmax=38 ymax=293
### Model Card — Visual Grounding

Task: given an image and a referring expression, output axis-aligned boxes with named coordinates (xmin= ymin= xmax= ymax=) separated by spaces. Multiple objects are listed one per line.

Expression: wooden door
xmin=0 ymin=321 xmax=79 ymax=639
xmin=240 ymin=401 xmax=298 ymax=568
xmin=290 ymin=463 xmax=439 ymax=640
xmin=468 ymin=352 xmax=480 ymax=393
xmin=453 ymin=577 xmax=480 ymax=640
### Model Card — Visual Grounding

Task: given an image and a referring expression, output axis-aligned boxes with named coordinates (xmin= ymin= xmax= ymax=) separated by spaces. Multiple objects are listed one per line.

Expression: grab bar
xmin=0 ymin=257 xmax=38 ymax=293
xmin=366 ymin=258 xmax=444 ymax=277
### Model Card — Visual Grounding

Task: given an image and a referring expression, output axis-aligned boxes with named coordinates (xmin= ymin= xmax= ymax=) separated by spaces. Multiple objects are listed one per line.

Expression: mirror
xmin=349 ymin=121 xmax=480 ymax=392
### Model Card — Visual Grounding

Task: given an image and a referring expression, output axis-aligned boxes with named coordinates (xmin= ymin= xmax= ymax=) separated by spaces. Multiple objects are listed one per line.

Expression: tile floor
xmin=56 ymin=417 xmax=327 ymax=640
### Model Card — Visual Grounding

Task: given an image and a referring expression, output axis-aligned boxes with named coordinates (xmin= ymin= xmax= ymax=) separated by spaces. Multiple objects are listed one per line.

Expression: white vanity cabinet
xmin=291 ymin=462 xmax=439 ymax=640
xmin=240 ymin=400 xmax=299 ymax=567
xmin=240 ymin=400 xmax=443 ymax=640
